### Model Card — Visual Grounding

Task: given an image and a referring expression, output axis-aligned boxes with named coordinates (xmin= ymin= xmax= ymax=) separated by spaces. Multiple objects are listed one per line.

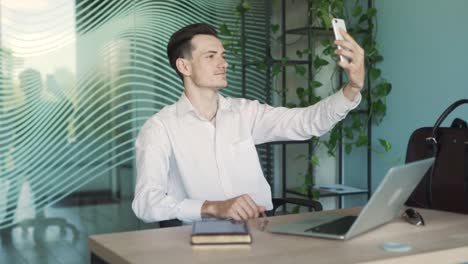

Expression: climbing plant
xmin=219 ymin=0 xmax=392 ymax=209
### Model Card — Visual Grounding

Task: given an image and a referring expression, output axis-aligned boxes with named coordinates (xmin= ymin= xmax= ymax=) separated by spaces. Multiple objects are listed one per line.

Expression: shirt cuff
xmin=176 ymin=199 xmax=204 ymax=222
xmin=330 ymin=88 xmax=361 ymax=114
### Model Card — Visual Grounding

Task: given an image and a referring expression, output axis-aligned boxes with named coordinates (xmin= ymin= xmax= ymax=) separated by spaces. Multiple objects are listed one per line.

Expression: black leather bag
xmin=405 ymin=99 xmax=468 ymax=214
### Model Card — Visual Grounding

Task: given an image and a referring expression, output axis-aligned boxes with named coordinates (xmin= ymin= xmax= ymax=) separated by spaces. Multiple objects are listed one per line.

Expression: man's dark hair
xmin=166 ymin=23 xmax=218 ymax=79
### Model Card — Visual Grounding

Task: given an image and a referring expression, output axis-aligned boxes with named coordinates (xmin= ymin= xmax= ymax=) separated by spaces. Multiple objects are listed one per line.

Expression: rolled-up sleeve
xmin=248 ymin=89 xmax=361 ymax=144
xmin=131 ymin=119 xmax=204 ymax=223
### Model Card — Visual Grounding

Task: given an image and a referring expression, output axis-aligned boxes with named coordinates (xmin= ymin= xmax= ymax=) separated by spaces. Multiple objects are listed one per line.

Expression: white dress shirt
xmin=132 ymin=89 xmax=360 ymax=222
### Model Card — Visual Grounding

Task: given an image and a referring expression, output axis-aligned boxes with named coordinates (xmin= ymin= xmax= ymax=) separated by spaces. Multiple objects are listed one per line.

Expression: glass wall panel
xmin=1 ymin=0 xmax=270 ymax=233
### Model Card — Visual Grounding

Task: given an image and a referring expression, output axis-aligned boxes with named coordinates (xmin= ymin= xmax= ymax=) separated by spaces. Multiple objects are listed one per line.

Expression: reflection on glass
xmin=1 ymin=0 xmax=78 ymax=229
xmin=0 ymin=0 xmax=268 ymax=237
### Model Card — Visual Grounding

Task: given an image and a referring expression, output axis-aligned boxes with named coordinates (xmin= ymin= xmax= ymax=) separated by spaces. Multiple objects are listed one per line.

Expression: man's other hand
xmin=201 ymin=194 xmax=266 ymax=221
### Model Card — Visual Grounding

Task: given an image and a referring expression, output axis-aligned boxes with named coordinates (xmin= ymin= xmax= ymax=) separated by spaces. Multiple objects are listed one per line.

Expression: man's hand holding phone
xmin=332 ymin=18 xmax=365 ymax=101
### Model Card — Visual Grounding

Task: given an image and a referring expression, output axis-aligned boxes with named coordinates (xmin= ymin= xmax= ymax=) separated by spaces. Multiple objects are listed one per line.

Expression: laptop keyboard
xmin=304 ymin=215 xmax=357 ymax=235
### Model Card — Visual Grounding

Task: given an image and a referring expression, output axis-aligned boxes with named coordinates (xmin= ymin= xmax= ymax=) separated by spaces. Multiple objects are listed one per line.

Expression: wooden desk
xmin=89 ymin=208 xmax=468 ymax=264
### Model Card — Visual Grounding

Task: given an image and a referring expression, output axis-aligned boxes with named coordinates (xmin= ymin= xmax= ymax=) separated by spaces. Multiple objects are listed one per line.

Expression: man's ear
xmin=176 ymin=58 xmax=191 ymax=77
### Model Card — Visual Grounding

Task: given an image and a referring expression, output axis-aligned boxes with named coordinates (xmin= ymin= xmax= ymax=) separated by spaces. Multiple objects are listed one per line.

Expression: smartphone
xmin=332 ymin=18 xmax=349 ymax=63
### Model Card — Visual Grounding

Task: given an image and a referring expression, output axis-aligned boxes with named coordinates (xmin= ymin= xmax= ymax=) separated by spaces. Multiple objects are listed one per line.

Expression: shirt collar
xmin=176 ymin=92 xmax=231 ymax=118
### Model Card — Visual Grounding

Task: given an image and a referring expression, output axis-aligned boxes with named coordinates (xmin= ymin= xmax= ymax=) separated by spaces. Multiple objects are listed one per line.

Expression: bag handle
xmin=451 ymin=118 xmax=468 ymax=128
xmin=431 ymin=99 xmax=468 ymax=140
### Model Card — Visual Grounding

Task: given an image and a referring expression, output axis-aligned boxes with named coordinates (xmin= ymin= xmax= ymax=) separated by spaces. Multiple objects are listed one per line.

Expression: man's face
xmin=185 ymin=34 xmax=228 ymax=89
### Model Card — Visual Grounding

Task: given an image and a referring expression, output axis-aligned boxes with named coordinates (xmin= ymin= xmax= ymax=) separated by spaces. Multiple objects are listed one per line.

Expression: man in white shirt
xmin=132 ymin=23 xmax=365 ymax=223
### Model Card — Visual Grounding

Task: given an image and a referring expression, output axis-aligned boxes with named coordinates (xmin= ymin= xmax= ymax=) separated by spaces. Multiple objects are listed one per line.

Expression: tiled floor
xmin=0 ymin=199 xmax=159 ymax=264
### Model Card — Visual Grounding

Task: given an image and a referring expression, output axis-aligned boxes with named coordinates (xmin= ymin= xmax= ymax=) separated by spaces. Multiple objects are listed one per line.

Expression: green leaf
xmin=304 ymin=173 xmax=313 ymax=187
xmin=310 ymin=94 xmax=322 ymax=105
xmin=312 ymin=189 xmax=320 ymax=200
xmin=326 ymin=146 xmax=335 ymax=157
xmin=242 ymin=0 xmax=252 ymax=11
xmin=329 ymin=126 xmax=341 ymax=145
xmin=378 ymin=138 xmax=392 ymax=151
xmin=299 ymin=184 xmax=308 ymax=195
xmin=309 ymin=80 xmax=322 ymax=89
xmin=356 ymin=134 xmax=368 ymax=147
xmin=272 ymin=62 xmax=282 ymax=76
xmin=310 ymin=155 xmax=320 ymax=166
xmin=359 ymin=14 xmax=368 ymax=24
xmin=221 ymin=39 xmax=230 ymax=47
xmin=296 ymin=86 xmax=305 ymax=98
xmin=323 ymin=45 xmax=334 ymax=56
xmin=362 ymin=34 xmax=374 ymax=51
xmin=320 ymin=38 xmax=331 ymax=46
xmin=235 ymin=4 xmax=242 ymax=15
xmin=352 ymin=116 xmax=363 ymax=129
xmin=352 ymin=5 xmax=363 ymax=17
xmin=296 ymin=50 xmax=303 ymax=58
xmin=286 ymin=102 xmax=297 ymax=108
xmin=372 ymin=99 xmax=387 ymax=116
xmin=325 ymin=127 xmax=341 ymax=156
xmin=219 ymin=23 xmax=231 ymax=36
xmin=367 ymin=50 xmax=384 ymax=64
xmin=374 ymin=55 xmax=384 ymax=63
xmin=310 ymin=136 xmax=320 ymax=145
xmin=299 ymin=101 xmax=308 ymax=107
xmin=271 ymin=24 xmax=280 ymax=34
xmin=373 ymin=82 xmax=392 ymax=97
xmin=344 ymin=127 xmax=354 ymax=139
xmin=321 ymin=39 xmax=333 ymax=55
xmin=295 ymin=64 xmax=306 ymax=76
xmin=313 ymin=56 xmax=329 ymax=68
xmin=369 ymin=68 xmax=381 ymax=81
xmin=367 ymin=8 xmax=377 ymax=18
xmin=321 ymin=13 xmax=331 ymax=29
xmin=331 ymin=1 xmax=344 ymax=14
xmin=281 ymin=57 xmax=289 ymax=65
xmin=345 ymin=143 xmax=353 ymax=154
xmin=351 ymin=26 xmax=362 ymax=36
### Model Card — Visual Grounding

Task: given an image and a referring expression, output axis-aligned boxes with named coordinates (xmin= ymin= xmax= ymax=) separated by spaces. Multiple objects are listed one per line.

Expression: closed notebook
xmin=190 ymin=219 xmax=252 ymax=245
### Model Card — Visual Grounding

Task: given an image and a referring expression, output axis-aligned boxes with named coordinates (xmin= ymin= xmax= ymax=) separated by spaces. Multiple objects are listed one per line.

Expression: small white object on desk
xmin=382 ymin=242 xmax=412 ymax=253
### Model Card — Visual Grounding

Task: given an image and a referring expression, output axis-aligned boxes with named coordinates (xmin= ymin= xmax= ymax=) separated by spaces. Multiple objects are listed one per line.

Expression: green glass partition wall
xmin=0 ymin=0 xmax=270 ymax=229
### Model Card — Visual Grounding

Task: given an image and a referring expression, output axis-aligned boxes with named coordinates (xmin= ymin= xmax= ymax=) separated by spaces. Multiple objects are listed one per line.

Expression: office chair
xmin=0 ymin=182 xmax=80 ymax=245
xmin=270 ymin=197 xmax=322 ymax=216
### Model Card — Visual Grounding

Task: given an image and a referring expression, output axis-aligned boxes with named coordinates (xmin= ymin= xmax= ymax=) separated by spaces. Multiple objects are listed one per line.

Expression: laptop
xmin=267 ymin=157 xmax=435 ymax=240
